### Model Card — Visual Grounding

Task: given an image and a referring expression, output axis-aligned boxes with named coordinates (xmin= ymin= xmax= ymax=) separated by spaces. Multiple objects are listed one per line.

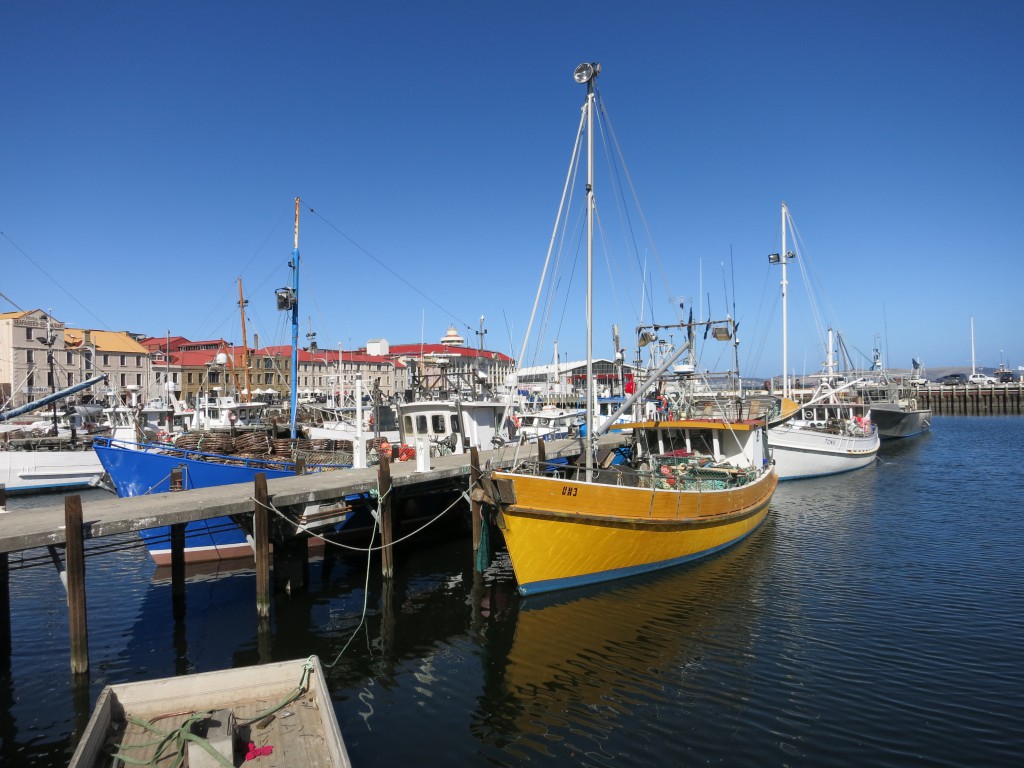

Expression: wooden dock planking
xmin=0 ymin=435 xmax=626 ymax=554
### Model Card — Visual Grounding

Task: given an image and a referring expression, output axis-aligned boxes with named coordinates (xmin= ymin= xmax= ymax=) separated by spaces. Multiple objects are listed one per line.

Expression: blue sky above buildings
xmin=3 ymin=1 xmax=1022 ymax=377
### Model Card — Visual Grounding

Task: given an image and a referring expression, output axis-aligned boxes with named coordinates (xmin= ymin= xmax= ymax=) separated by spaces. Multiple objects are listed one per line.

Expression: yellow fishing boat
xmin=489 ymin=62 xmax=777 ymax=595
xmin=492 ymin=418 xmax=776 ymax=595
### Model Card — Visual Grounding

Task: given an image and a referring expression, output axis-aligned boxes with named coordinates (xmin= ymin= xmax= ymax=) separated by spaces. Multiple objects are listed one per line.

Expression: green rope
xmin=107 ymin=657 xmax=316 ymax=767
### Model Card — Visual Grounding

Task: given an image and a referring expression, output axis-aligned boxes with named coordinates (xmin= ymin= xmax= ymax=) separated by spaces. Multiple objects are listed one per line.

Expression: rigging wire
xmin=0 ymin=229 xmax=113 ymax=331
xmin=303 ymin=202 xmax=476 ymax=335
xmin=594 ymin=89 xmax=676 ymax=325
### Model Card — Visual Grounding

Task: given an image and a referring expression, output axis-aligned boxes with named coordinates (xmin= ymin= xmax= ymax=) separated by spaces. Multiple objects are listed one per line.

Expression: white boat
xmin=0 ymin=374 xmax=108 ymax=494
xmin=69 ymin=656 xmax=350 ymax=768
xmin=516 ymin=405 xmax=584 ymax=442
xmin=766 ymin=203 xmax=879 ymax=479
xmin=849 ymin=353 xmax=932 ymax=440
xmin=398 ymin=396 xmax=508 ymax=456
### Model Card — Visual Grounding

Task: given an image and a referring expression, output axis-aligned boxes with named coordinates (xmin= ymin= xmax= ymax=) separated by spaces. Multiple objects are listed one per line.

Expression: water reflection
xmin=472 ymin=527 xmax=775 ymax=764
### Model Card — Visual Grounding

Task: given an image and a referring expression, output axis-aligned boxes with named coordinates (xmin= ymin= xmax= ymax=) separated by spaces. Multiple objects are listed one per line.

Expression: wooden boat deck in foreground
xmin=69 ymin=656 xmax=350 ymax=768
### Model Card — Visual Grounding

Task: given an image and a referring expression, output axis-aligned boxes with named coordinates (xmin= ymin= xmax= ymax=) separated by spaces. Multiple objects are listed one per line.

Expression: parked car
xmin=907 ymin=377 xmax=929 ymax=386
xmin=935 ymin=373 xmax=968 ymax=386
xmin=997 ymin=371 xmax=1016 ymax=383
xmin=968 ymin=373 xmax=998 ymax=386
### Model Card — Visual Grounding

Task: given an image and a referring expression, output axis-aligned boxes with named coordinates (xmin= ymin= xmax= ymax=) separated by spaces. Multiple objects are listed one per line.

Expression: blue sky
xmin=3 ymin=1 xmax=1022 ymax=378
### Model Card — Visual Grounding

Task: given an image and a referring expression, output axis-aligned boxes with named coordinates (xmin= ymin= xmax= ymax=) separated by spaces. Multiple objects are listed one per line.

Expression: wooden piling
xmin=470 ymin=447 xmax=482 ymax=552
xmin=64 ymin=495 xmax=89 ymax=676
xmin=0 ymin=552 xmax=9 ymax=659
xmin=254 ymin=474 xmax=271 ymax=620
xmin=169 ymin=468 xmax=185 ymax=620
xmin=170 ymin=524 xmax=186 ymax=621
xmin=0 ymin=486 xmax=7 ymax=659
xmin=378 ymin=458 xmax=394 ymax=579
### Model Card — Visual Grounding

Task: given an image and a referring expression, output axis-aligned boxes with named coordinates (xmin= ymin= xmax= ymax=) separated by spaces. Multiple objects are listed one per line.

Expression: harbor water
xmin=3 ymin=415 xmax=1022 ymax=766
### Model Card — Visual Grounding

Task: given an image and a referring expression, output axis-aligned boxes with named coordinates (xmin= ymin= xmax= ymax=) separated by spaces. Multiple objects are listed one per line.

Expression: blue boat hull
xmin=93 ymin=437 xmax=349 ymax=565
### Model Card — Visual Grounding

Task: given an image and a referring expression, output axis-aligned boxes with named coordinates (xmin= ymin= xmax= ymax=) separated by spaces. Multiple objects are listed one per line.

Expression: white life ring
xmin=803 ymin=409 xmax=814 ymax=420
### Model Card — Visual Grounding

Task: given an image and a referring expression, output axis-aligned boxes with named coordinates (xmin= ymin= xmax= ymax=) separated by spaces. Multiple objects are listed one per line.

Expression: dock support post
xmin=168 ymin=468 xmax=186 ymax=621
xmin=0 ymin=485 xmax=8 ymax=658
xmin=65 ymin=495 xmax=88 ymax=676
xmin=0 ymin=552 xmax=9 ymax=660
xmin=378 ymin=458 xmax=394 ymax=579
xmin=254 ymin=474 xmax=271 ymax=620
xmin=470 ymin=447 xmax=482 ymax=552
xmin=170 ymin=524 xmax=186 ymax=621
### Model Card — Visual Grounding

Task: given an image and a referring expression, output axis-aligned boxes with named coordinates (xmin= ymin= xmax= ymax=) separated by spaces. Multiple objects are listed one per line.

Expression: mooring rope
xmin=246 ymin=474 xmax=484 ymax=669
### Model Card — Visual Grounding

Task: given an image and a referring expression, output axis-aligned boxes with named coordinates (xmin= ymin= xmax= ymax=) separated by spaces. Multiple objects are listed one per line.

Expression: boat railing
xmin=513 ymin=452 xmax=761 ymax=492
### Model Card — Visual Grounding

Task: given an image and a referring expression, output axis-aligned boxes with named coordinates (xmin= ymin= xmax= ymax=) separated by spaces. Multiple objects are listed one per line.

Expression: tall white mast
xmin=971 ymin=316 xmax=976 ymax=375
xmin=781 ymin=202 xmax=790 ymax=399
xmin=575 ymin=62 xmax=599 ymax=481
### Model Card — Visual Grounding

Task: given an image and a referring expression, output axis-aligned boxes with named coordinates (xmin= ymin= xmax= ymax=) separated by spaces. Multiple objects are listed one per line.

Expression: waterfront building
xmin=387 ymin=325 xmax=516 ymax=399
xmin=0 ymin=309 xmax=149 ymax=409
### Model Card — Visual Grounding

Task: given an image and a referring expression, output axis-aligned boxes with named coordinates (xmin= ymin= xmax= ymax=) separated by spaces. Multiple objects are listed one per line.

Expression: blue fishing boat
xmin=93 ymin=435 xmax=354 ymax=563
xmin=93 ymin=199 xmax=358 ymax=564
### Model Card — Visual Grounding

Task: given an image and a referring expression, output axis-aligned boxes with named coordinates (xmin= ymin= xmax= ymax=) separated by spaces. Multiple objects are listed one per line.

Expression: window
xmin=173 ymin=373 xmax=179 ymax=384
xmin=451 ymin=415 xmax=461 ymax=433
xmin=136 ymin=356 xmax=142 ymax=366
xmin=103 ymin=354 xmax=110 ymax=366
xmin=120 ymin=374 xmax=127 ymax=387
xmin=188 ymin=373 xmax=194 ymax=384
xmin=416 ymin=415 xmax=428 ymax=434
xmin=26 ymin=349 xmax=34 ymax=364
xmin=67 ymin=373 xmax=73 ymax=388
xmin=431 ymin=415 xmax=447 ymax=434
xmin=135 ymin=374 xmax=142 ymax=386
xmin=264 ymin=359 xmax=273 ymax=369
xmin=120 ymin=355 xmax=126 ymax=366
xmin=66 ymin=352 xmax=73 ymax=364
xmin=84 ymin=353 xmax=92 ymax=370
xmin=25 ymin=327 xmax=33 ymax=340
xmin=404 ymin=415 xmax=414 ymax=434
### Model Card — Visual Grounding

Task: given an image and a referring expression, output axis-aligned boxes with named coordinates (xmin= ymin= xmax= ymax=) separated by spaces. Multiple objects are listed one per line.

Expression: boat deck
xmin=112 ymin=688 xmax=332 ymax=767
xmin=70 ymin=657 xmax=351 ymax=768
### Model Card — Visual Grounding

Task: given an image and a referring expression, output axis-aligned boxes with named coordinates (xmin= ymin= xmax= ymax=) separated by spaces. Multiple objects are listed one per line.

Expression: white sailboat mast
xmin=582 ymin=64 xmax=597 ymax=480
xmin=781 ymin=202 xmax=790 ymax=399
xmin=971 ymin=316 xmax=976 ymax=375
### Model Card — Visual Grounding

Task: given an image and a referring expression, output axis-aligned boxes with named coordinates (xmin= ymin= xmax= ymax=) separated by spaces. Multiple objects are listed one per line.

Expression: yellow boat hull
xmin=491 ymin=469 xmax=777 ymax=595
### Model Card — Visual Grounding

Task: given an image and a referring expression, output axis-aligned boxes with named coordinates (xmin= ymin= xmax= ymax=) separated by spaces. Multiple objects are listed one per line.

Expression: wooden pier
xmin=913 ymin=383 xmax=1024 ymax=415
xmin=0 ymin=435 xmax=624 ymax=673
